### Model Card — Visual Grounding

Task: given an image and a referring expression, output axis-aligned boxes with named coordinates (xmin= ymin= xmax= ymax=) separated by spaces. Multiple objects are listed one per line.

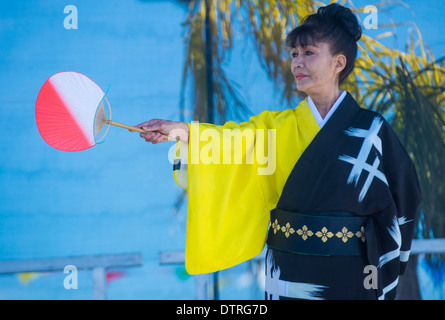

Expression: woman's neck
xmin=309 ymin=88 xmax=341 ymax=119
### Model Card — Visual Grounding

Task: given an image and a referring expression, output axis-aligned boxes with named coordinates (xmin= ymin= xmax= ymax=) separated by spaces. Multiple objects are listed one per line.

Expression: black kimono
xmin=265 ymin=93 xmax=421 ymax=300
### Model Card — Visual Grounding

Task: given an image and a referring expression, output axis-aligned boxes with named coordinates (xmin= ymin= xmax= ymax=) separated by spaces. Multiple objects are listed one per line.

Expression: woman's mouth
xmin=295 ymin=73 xmax=307 ymax=80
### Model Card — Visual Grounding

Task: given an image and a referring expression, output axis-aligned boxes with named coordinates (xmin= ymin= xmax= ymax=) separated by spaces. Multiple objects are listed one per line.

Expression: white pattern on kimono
xmin=338 ymin=116 xmax=388 ymax=202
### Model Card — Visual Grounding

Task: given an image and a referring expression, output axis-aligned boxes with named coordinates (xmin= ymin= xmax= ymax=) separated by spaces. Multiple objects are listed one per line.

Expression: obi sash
xmin=266 ymin=209 xmax=367 ymax=256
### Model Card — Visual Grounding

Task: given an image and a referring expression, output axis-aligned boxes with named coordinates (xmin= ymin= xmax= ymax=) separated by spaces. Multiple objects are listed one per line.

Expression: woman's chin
xmin=295 ymin=80 xmax=309 ymax=90
xmin=295 ymin=84 xmax=308 ymax=95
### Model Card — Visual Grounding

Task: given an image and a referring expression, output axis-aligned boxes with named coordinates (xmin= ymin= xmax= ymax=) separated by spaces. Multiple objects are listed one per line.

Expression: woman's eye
xmin=291 ymin=51 xmax=313 ymax=58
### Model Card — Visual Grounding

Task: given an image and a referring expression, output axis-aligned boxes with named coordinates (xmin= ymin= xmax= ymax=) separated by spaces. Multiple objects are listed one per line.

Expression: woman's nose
xmin=291 ymin=57 xmax=303 ymax=69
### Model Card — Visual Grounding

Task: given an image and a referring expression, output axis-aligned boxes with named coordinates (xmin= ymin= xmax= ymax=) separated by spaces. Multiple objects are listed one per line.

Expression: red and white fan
xmin=35 ymin=71 xmax=145 ymax=151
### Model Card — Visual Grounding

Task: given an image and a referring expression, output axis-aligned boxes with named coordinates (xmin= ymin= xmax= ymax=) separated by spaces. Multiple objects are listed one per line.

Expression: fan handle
xmin=105 ymin=120 xmax=147 ymax=133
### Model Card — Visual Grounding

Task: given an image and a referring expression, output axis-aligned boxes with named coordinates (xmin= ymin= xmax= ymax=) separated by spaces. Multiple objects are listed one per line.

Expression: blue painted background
xmin=0 ymin=0 xmax=444 ymax=299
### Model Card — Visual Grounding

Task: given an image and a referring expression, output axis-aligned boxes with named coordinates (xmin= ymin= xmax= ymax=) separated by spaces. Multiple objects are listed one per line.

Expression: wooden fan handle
xmin=105 ymin=120 xmax=147 ymax=133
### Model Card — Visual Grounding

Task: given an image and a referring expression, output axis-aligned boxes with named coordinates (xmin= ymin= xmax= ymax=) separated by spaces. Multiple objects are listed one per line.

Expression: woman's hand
xmin=131 ymin=119 xmax=189 ymax=144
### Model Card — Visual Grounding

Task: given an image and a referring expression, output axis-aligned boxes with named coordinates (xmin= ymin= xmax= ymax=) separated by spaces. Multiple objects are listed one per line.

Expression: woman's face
xmin=290 ymin=41 xmax=345 ymax=96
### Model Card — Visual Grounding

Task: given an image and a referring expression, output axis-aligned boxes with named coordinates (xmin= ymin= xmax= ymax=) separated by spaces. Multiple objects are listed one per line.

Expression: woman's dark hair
xmin=286 ymin=3 xmax=362 ymax=84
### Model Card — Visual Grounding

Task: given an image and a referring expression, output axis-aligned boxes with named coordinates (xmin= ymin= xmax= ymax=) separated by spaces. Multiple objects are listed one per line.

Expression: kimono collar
xmin=307 ymin=90 xmax=347 ymax=129
xmin=298 ymin=92 xmax=361 ymax=165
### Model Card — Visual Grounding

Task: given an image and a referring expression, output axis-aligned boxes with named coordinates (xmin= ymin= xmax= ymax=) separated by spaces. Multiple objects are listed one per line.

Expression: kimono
xmin=173 ymin=92 xmax=421 ymax=300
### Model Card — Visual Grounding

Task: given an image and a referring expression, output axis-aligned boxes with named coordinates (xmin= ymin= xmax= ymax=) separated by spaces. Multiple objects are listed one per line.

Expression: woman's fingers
xmin=140 ymin=130 xmax=168 ymax=144
xmin=140 ymin=130 xmax=157 ymax=142
xmin=153 ymin=133 xmax=169 ymax=144
xmin=135 ymin=119 xmax=165 ymax=132
xmin=129 ymin=120 xmax=162 ymax=133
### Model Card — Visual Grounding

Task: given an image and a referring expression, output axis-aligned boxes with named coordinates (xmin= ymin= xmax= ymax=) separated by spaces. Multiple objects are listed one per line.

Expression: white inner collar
xmin=307 ymin=91 xmax=347 ymax=129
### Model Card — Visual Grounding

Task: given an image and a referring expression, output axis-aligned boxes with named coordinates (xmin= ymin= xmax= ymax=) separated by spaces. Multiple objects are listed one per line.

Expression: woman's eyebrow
xmin=303 ymin=43 xmax=318 ymax=49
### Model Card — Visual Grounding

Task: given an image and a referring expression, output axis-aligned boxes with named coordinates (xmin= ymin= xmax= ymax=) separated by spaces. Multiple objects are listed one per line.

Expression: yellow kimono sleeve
xmin=173 ymin=99 xmax=319 ymax=274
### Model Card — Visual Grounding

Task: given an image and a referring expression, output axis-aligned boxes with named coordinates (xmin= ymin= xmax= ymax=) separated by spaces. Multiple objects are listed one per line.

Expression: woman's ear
xmin=334 ymin=54 xmax=347 ymax=74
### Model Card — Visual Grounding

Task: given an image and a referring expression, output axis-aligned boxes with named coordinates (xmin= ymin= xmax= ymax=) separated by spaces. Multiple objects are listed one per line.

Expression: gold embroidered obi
xmin=266 ymin=209 xmax=367 ymax=256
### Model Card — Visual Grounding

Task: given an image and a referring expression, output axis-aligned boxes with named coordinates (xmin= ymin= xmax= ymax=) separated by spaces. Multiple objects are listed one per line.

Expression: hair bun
xmin=318 ymin=3 xmax=362 ymax=42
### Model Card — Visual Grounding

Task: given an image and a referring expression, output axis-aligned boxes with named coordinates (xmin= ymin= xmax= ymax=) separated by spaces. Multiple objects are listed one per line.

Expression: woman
xmin=134 ymin=4 xmax=421 ymax=300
